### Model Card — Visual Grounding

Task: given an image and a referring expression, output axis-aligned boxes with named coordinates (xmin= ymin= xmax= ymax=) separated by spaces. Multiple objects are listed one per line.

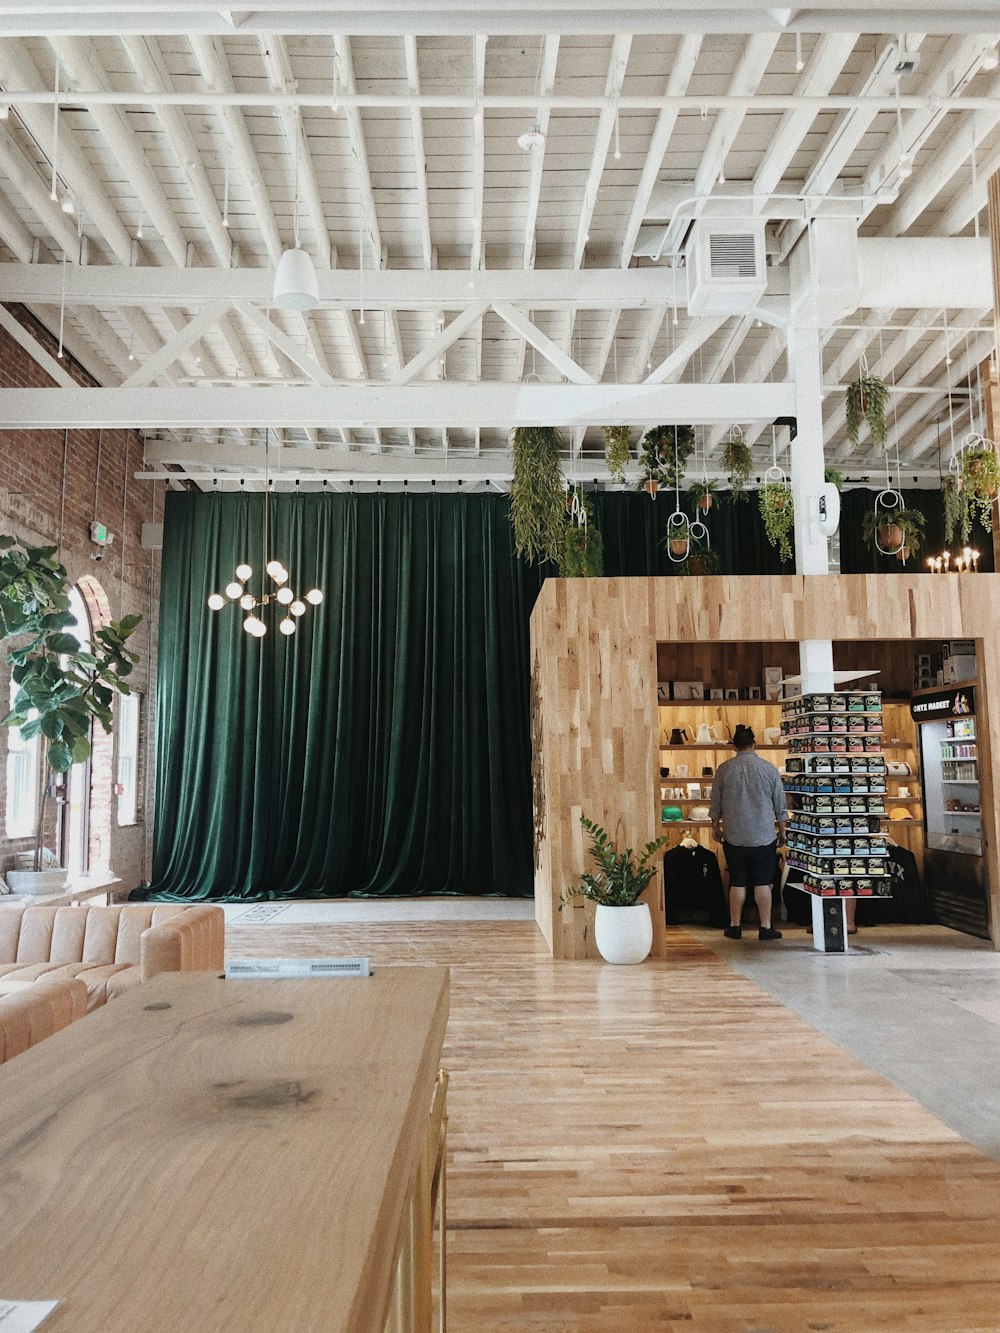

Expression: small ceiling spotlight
xmin=517 ymin=128 xmax=546 ymax=151
xmin=983 ymin=48 xmax=999 ymax=71
xmin=896 ymin=153 xmax=913 ymax=179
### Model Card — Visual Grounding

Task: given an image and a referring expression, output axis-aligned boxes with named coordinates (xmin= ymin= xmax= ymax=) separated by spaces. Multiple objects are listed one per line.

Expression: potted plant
xmin=961 ymin=445 xmax=1000 ymax=532
xmin=664 ymin=516 xmax=691 ymax=559
xmin=846 ymin=373 xmax=888 ymax=449
xmin=682 ymin=542 xmax=721 ymax=576
xmin=861 ymin=506 xmax=926 ymax=563
xmin=758 ymin=483 xmax=794 ymax=562
xmin=722 ymin=433 xmax=753 ymax=501
xmin=824 ymin=467 xmax=843 ymax=491
xmin=557 ymin=495 xmax=604 ymax=577
xmin=687 ymin=479 xmax=717 ymax=513
xmin=943 ymin=474 xmax=970 ymax=546
xmin=603 ymin=425 xmax=632 ymax=488
xmin=0 ymin=535 xmax=141 ymax=889
xmin=560 ymin=815 xmax=667 ymax=964
xmin=510 ymin=426 xmax=565 ymax=564
xmin=637 ymin=424 xmax=695 ymax=496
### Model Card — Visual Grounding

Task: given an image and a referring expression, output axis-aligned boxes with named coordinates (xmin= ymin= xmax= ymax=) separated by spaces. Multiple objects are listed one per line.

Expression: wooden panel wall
xmin=531 ymin=575 xmax=998 ymax=959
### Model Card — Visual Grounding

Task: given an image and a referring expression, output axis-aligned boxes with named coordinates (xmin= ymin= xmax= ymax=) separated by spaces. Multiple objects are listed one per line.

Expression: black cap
xmin=732 ymin=724 xmax=755 ymax=747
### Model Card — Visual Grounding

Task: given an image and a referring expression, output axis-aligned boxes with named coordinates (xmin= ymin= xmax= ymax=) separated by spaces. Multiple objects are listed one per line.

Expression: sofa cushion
xmin=0 ymin=978 xmax=89 ymax=1064
xmin=0 ymin=961 xmax=141 ymax=1011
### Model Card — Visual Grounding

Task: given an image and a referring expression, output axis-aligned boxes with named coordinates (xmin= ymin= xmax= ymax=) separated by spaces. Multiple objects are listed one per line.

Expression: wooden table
xmin=0 ymin=966 xmax=449 ymax=1332
xmin=0 ymin=873 xmax=120 ymax=909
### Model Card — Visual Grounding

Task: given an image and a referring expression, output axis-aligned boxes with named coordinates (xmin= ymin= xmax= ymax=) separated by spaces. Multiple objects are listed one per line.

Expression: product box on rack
xmin=942 ymin=640 xmax=975 ymax=660
xmin=942 ymin=655 xmax=977 ymax=684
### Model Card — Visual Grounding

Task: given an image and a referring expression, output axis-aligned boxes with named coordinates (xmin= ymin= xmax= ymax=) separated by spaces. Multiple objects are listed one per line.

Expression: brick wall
xmin=0 ymin=305 xmax=163 ymax=894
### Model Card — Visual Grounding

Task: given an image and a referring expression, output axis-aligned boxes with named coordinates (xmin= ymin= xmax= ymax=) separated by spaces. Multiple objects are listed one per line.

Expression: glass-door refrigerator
xmin=912 ymin=685 xmax=989 ymax=937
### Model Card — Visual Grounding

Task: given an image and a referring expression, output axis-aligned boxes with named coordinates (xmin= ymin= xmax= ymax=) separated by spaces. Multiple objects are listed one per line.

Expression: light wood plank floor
xmin=226 ymin=919 xmax=1000 ymax=1332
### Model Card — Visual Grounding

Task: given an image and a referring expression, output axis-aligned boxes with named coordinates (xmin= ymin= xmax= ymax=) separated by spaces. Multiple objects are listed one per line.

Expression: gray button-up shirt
xmin=709 ymin=749 xmax=788 ymax=847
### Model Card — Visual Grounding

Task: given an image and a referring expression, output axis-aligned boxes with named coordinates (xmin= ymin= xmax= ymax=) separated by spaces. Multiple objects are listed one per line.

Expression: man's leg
xmin=754 ymin=884 xmax=782 ymax=940
xmin=725 ymin=884 xmax=746 ymax=938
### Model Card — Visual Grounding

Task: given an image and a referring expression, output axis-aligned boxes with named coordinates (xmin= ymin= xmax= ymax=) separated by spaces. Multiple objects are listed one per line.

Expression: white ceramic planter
xmin=5 ymin=868 xmax=69 ymax=893
xmin=594 ymin=902 xmax=653 ymax=964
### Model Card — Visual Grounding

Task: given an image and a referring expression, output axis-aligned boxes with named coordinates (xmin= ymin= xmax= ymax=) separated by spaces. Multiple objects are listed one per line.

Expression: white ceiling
xmin=0 ymin=4 xmax=998 ymax=489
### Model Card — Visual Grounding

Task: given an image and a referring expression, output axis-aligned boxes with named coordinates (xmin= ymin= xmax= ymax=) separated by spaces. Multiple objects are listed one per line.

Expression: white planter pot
xmin=594 ymin=902 xmax=653 ymax=965
xmin=5 ymin=868 xmax=69 ymax=893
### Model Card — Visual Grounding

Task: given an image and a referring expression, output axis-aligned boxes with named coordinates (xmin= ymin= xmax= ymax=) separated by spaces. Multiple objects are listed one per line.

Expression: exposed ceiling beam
xmin=0 ymin=381 xmax=795 ymax=430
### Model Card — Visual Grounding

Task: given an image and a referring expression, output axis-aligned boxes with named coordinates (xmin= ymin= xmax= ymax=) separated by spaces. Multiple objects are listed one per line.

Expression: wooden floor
xmin=226 ymin=919 xmax=1000 ymax=1332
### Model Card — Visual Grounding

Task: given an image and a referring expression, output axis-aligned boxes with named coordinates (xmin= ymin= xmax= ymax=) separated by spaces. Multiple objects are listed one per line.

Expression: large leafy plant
xmin=758 ymin=482 xmax=794 ymax=562
xmin=561 ymin=815 xmax=667 ymax=908
xmin=961 ymin=446 xmax=1000 ymax=533
xmin=845 ymin=374 xmax=888 ymax=449
xmin=637 ymin=424 xmax=695 ymax=493
xmin=557 ymin=495 xmax=604 ymax=577
xmin=602 ymin=425 xmax=632 ymax=486
xmin=861 ymin=506 xmax=926 ymax=563
xmin=510 ymin=426 xmax=565 ymax=564
xmin=0 ymin=535 xmax=141 ymax=868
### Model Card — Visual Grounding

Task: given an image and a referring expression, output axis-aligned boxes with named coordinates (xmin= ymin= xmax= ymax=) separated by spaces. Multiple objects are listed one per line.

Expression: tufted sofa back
xmin=0 ymin=905 xmax=223 ymax=975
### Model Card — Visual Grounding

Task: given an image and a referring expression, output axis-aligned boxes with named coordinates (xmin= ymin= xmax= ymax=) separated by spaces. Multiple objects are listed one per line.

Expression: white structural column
xmin=788 ymin=321 xmax=835 ymax=688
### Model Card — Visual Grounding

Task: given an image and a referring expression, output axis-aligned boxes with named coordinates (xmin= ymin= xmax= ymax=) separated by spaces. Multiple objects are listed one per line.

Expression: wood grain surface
xmin=531 ymin=575 xmax=998 ymax=957
xmin=227 ymin=917 xmax=1000 ymax=1332
xmin=0 ymin=967 xmax=449 ymax=1333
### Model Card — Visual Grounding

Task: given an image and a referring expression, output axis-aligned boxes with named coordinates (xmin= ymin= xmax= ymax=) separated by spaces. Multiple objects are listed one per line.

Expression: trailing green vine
xmin=943 ymin=475 xmax=968 ymax=545
xmin=845 ymin=375 xmax=889 ymax=449
xmin=758 ymin=482 xmax=794 ymax=562
xmin=722 ymin=435 xmax=753 ymax=500
xmin=602 ymin=425 xmax=632 ymax=486
xmin=557 ymin=494 xmax=604 ymax=577
xmin=961 ymin=446 xmax=1000 ymax=534
xmin=510 ymin=426 xmax=565 ymax=564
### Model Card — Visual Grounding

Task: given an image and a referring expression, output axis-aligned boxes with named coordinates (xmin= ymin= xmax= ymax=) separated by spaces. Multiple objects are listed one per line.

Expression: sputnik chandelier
xmin=207 ymin=430 xmax=322 ymax=637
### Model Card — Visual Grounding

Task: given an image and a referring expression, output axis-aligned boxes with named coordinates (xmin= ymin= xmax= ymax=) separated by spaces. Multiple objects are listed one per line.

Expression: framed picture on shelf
xmin=657 ymin=684 xmax=669 ymax=701
xmin=672 ymin=681 xmax=704 ymax=700
xmin=764 ymin=666 xmax=783 ymax=700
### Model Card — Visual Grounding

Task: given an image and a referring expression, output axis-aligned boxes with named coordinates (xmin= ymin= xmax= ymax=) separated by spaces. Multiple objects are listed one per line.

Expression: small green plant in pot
xmin=603 ymin=425 xmax=632 ymax=488
xmin=0 ymin=535 xmax=142 ymax=880
xmin=758 ymin=483 xmax=794 ymax=562
xmin=845 ymin=374 xmax=889 ymax=449
xmin=722 ymin=433 xmax=753 ymax=501
xmin=561 ymin=815 xmax=667 ymax=963
xmin=664 ymin=515 xmax=691 ymax=560
xmin=687 ymin=479 xmax=717 ymax=513
xmin=961 ymin=446 xmax=1000 ymax=533
xmin=861 ymin=506 xmax=926 ymax=564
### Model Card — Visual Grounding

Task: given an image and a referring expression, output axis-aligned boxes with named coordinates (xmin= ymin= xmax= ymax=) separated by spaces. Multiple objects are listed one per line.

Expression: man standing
xmin=709 ymin=723 xmax=787 ymax=941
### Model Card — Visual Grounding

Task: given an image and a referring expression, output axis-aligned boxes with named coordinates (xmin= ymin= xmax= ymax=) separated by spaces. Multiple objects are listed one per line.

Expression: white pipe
xmin=855 ymin=237 xmax=992 ymax=310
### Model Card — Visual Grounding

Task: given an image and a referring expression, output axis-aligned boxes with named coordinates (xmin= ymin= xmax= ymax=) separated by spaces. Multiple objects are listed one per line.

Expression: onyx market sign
xmin=910 ymin=686 xmax=976 ymax=721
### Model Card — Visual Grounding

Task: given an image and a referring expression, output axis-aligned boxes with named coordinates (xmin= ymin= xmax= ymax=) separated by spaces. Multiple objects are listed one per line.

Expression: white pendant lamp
xmin=272 ymin=246 xmax=319 ymax=310
xmin=272 ymin=126 xmax=319 ymax=311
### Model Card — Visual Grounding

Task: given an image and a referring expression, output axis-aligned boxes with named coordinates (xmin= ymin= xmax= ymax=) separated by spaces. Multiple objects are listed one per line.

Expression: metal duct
xmin=853 ymin=237 xmax=991 ymax=311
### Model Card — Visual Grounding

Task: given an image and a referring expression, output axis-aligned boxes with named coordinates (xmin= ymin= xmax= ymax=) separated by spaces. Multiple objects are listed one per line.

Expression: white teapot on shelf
xmin=694 ymin=722 xmax=720 ymax=744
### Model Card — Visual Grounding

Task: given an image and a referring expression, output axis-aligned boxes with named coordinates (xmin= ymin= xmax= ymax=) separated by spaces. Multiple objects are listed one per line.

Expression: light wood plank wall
xmin=530 ymin=575 xmax=999 ymax=959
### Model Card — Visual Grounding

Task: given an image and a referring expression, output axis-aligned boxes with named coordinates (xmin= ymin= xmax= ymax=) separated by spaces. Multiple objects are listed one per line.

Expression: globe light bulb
xmin=239 ymin=593 xmax=255 ymax=611
xmin=265 ymin=559 xmax=285 ymax=578
xmin=225 ymin=581 xmax=243 ymax=600
xmin=276 ymin=586 xmax=294 ymax=605
xmin=235 ymin=563 xmax=253 ymax=582
xmin=243 ymin=615 xmax=267 ymax=638
xmin=279 ymin=618 xmax=296 ymax=635
xmin=305 ymin=588 xmax=324 ymax=605
xmin=290 ymin=599 xmax=306 ymax=617
xmin=271 ymin=567 xmax=289 ymax=585
xmin=207 ymin=593 xmax=225 ymax=611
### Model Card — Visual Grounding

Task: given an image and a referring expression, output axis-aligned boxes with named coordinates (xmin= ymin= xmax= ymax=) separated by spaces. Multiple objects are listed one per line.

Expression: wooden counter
xmin=0 ymin=966 xmax=450 ymax=1332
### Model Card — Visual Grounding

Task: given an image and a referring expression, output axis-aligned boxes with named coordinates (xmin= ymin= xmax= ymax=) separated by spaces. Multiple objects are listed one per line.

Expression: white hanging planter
xmin=594 ymin=903 xmax=653 ymax=964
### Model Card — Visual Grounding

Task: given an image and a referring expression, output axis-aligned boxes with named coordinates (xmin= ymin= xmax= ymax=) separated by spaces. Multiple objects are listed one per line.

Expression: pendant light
xmin=272 ymin=118 xmax=319 ymax=310
xmin=207 ymin=430 xmax=323 ymax=636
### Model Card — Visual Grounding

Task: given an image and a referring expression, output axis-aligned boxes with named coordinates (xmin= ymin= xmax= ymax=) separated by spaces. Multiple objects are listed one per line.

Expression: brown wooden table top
xmin=0 ymin=966 xmax=449 ymax=1332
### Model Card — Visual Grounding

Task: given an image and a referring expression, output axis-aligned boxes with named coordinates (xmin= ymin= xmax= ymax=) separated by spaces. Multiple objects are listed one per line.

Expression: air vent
xmin=226 ymin=957 xmax=372 ymax=979
xmin=685 ymin=219 xmax=767 ymax=316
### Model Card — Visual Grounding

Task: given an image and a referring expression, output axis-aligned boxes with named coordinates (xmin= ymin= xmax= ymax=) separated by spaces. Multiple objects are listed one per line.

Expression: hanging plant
xmin=602 ymin=425 xmax=632 ymax=487
xmin=637 ymin=424 xmax=695 ymax=494
xmin=961 ymin=445 xmax=1000 ymax=533
xmin=845 ymin=375 xmax=889 ymax=449
xmin=824 ymin=468 xmax=843 ymax=491
xmin=665 ymin=515 xmax=690 ymax=558
xmin=722 ymin=434 xmax=753 ymax=501
xmin=557 ymin=494 xmax=604 ymax=577
xmin=758 ymin=483 xmax=794 ymax=562
xmin=510 ymin=426 xmax=565 ymax=564
xmin=943 ymin=475 xmax=969 ymax=546
xmin=862 ymin=506 xmax=926 ymax=564
xmin=683 ymin=545 xmax=722 ymax=576
xmin=687 ymin=480 xmax=717 ymax=513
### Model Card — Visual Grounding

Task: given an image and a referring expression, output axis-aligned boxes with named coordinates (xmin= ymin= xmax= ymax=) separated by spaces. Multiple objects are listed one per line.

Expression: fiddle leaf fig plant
xmin=758 ymin=483 xmax=794 ymax=562
xmin=0 ymin=535 xmax=142 ymax=869
xmin=560 ymin=815 xmax=667 ymax=909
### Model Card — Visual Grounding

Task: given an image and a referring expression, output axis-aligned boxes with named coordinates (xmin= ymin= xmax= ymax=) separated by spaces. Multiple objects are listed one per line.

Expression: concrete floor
xmin=223 ymin=898 xmax=1000 ymax=1161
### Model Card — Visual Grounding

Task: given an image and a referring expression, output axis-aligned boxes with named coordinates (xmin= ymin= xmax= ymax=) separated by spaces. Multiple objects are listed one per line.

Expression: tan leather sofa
xmin=0 ymin=977 xmax=88 ymax=1064
xmin=0 ymin=904 xmax=225 ymax=1010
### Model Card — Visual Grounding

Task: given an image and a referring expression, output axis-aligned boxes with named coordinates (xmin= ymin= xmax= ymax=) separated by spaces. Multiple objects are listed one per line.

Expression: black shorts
xmin=723 ymin=840 xmax=778 ymax=889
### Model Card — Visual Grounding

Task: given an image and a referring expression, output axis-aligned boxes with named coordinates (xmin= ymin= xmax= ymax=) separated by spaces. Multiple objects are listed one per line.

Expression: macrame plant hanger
xmin=871 ymin=335 xmax=904 ymax=555
xmin=762 ymin=423 xmax=788 ymax=493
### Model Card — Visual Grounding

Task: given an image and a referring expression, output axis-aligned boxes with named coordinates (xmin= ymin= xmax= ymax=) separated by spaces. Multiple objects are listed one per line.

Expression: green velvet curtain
xmin=151 ymin=492 xmax=544 ymax=899
xmin=149 ymin=488 xmax=798 ymax=901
